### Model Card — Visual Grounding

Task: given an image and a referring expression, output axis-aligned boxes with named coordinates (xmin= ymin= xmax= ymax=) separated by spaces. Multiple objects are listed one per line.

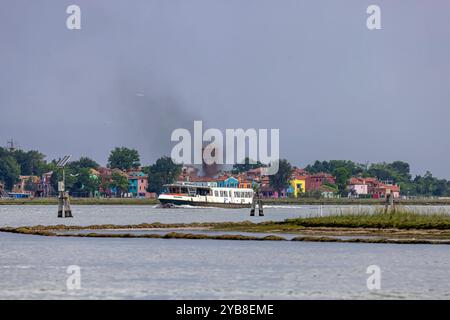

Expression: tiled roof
xmin=189 ymin=176 xmax=216 ymax=182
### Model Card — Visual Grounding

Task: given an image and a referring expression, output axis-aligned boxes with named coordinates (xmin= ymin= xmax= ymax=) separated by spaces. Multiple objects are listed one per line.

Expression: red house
xmin=305 ymin=173 xmax=336 ymax=191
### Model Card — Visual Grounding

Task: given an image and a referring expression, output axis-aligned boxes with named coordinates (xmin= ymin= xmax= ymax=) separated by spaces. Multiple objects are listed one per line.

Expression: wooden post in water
xmin=56 ymin=155 xmax=73 ymax=218
xmin=250 ymin=183 xmax=264 ymax=216
xmin=58 ymin=191 xmax=72 ymax=218
xmin=384 ymin=191 xmax=395 ymax=213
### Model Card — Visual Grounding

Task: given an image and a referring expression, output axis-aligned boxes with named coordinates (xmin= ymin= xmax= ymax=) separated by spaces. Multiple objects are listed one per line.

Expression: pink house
xmin=348 ymin=177 xmax=369 ymax=197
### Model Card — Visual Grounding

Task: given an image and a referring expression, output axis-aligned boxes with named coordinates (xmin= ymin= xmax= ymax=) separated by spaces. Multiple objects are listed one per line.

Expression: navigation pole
xmin=56 ymin=155 xmax=73 ymax=218
xmin=250 ymin=182 xmax=264 ymax=216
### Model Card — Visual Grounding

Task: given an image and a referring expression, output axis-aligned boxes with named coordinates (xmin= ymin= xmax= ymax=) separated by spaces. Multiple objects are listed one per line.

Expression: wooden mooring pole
xmin=250 ymin=184 xmax=264 ymax=216
xmin=56 ymin=155 xmax=73 ymax=218
xmin=384 ymin=191 xmax=395 ymax=213
xmin=58 ymin=191 xmax=73 ymax=218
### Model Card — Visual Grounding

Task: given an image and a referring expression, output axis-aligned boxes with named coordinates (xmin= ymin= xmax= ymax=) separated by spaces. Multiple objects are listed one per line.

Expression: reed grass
xmin=285 ymin=207 xmax=450 ymax=230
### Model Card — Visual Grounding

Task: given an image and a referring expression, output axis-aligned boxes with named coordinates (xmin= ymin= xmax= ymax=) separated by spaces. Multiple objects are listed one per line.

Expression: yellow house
xmin=290 ymin=179 xmax=306 ymax=197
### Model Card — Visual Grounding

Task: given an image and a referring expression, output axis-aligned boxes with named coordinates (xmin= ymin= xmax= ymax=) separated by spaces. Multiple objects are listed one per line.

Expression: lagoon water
xmin=1 ymin=205 xmax=449 ymax=299
xmin=2 ymin=204 xmax=450 ymax=228
xmin=0 ymin=204 xmax=362 ymax=227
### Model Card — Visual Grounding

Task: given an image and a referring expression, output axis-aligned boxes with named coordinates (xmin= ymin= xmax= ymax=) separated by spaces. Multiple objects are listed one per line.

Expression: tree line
xmin=1 ymin=146 xmax=450 ymax=197
xmin=0 ymin=147 xmax=181 ymax=196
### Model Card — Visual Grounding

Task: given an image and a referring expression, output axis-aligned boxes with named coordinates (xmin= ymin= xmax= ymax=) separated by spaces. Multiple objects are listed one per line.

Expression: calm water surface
xmin=0 ymin=205 xmax=449 ymax=299
xmin=1 ymin=204 xmax=450 ymax=227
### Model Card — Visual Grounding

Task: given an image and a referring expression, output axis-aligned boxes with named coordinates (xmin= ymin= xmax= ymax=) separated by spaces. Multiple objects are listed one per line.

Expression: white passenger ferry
xmin=158 ymin=182 xmax=254 ymax=208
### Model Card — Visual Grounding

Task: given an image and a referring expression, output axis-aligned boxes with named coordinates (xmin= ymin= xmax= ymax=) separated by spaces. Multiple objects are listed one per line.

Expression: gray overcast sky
xmin=1 ymin=1 xmax=449 ymax=178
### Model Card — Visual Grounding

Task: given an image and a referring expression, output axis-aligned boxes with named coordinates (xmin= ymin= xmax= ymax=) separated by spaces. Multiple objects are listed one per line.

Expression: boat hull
xmin=158 ymin=198 xmax=251 ymax=209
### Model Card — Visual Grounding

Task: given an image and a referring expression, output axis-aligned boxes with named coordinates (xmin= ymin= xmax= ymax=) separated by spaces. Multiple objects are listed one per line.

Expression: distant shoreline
xmin=2 ymin=197 xmax=450 ymax=206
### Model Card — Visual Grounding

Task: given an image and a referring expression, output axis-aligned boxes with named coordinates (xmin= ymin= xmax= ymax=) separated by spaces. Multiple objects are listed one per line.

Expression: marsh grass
xmin=286 ymin=207 xmax=450 ymax=229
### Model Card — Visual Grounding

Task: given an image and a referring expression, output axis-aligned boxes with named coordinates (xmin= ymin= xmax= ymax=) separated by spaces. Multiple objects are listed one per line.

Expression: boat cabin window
xmin=169 ymin=186 xmax=181 ymax=193
xmin=197 ymin=188 xmax=209 ymax=196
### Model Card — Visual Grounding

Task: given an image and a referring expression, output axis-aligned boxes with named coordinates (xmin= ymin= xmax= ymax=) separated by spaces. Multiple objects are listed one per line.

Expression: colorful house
xmin=305 ymin=173 xmax=336 ymax=191
xmin=348 ymin=177 xmax=401 ymax=199
xmin=98 ymin=167 xmax=114 ymax=196
xmin=370 ymin=183 xmax=400 ymax=199
xmin=348 ymin=177 xmax=372 ymax=197
xmin=287 ymin=167 xmax=308 ymax=197
xmin=35 ymin=171 xmax=53 ymax=197
xmin=236 ymin=173 xmax=253 ymax=189
xmin=289 ymin=179 xmax=306 ymax=197
xmin=128 ymin=171 xmax=149 ymax=198
xmin=239 ymin=180 xmax=253 ymax=189
xmin=12 ymin=175 xmax=40 ymax=197
xmin=217 ymin=176 xmax=239 ymax=188
xmin=98 ymin=167 xmax=128 ymax=197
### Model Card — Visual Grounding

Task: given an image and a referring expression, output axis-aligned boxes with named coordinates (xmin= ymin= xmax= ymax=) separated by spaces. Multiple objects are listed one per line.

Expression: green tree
xmin=305 ymin=160 xmax=365 ymax=176
xmin=146 ymin=156 xmax=182 ymax=194
xmin=71 ymin=168 xmax=100 ymax=196
xmin=69 ymin=157 xmax=99 ymax=171
xmin=269 ymin=159 xmax=293 ymax=194
xmin=389 ymin=161 xmax=411 ymax=181
xmin=107 ymin=147 xmax=140 ymax=171
xmin=333 ymin=167 xmax=351 ymax=195
xmin=50 ymin=168 xmax=77 ymax=193
xmin=109 ymin=172 xmax=129 ymax=197
xmin=410 ymin=171 xmax=450 ymax=197
xmin=11 ymin=150 xmax=47 ymax=176
xmin=0 ymin=152 xmax=20 ymax=190
xmin=48 ymin=157 xmax=100 ymax=196
xmin=231 ymin=157 xmax=265 ymax=174
xmin=366 ymin=161 xmax=412 ymax=184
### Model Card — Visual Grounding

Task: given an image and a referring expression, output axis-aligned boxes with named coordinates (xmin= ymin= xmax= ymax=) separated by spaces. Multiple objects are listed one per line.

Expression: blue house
xmin=216 ymin=177 xmax=239 ymax=188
